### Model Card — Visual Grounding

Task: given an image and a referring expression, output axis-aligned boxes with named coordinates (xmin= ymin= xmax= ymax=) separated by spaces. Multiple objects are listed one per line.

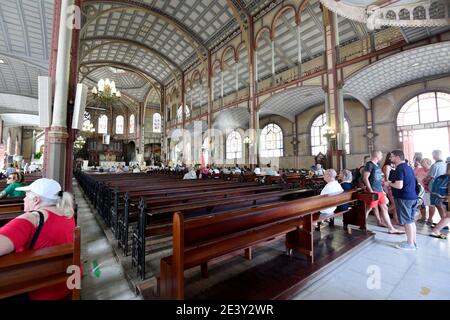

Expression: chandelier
xmin=91 ymin=78 xmax=121 ymax=105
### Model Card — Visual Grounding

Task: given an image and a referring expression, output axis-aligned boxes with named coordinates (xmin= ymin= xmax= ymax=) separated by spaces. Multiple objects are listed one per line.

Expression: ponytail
xmin=57 ymin=192 xmax=75 ymax=218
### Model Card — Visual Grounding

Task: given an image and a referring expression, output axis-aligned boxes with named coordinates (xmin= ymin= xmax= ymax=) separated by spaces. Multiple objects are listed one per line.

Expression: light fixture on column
xmin=322 ymin=125 xmax=335 ymax=140
xmin=243 ymin=136 xmax=251 ymax=144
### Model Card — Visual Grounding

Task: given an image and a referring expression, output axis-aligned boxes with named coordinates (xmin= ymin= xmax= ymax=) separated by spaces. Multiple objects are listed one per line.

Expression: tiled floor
xmin=292 ymin=222 xmax=450 ymax=300
xmin=73 ymin=179 xmax=142 ymax=300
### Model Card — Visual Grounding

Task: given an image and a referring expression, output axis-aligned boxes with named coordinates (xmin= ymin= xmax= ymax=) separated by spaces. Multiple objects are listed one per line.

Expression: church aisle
xmin=73 ymin=179 xmax=142 ymax=300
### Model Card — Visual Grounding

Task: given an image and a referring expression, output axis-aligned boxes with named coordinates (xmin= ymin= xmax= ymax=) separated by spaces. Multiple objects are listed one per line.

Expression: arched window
xmin=311 ymin=114 xmax=350 ymax=155
xmin=129 ymin=114 xmax=135 ymax=134
xmin=397 ymin=92 xmax=450 ymax=127
xmin=153 ymin=113 xmax=161 ymax=133
xmin=260 ymin=123 xmax=283 ymax=157
xmin=177 ymin=105 xmax=190 ymax=122
xmin=98 ymin=115 xmax=108 ymax=134
xmin=226 ymin=131 xmax=242 ymax=159
xmin=115 ymin=115 xmax=124 ymax=134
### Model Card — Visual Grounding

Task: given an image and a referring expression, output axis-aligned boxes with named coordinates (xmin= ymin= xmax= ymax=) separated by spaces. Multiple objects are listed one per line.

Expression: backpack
xmin=430 ymin=174 xmax=449 ymax=200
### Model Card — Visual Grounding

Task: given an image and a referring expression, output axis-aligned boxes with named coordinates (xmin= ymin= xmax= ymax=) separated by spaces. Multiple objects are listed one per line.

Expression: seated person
xmin=315 ymin=164 xmax=325 ymax=177
xmin=222 ymin=167 xmax=231 ymax=174
xmin=0 ymin=178 xmax=77 ymax=300
xmin=319 ymin=169 xmax=344 ymax=218
xmin=0 ymin=172 xmax=25 ymax=198
xmin=233 ymin=166 xmax=242 ymax=174
xmin=337 ymin=169 xmax=354 ymax=211
xmin=183 ymin=166 xmax=197 ymax=180
xmin=264 ymin=164 xmax=276 ymax=176
xmin=254 ymin=165 xmax=261 ymax=175
xmin=132 ymin=166 xmax=141 ymax=173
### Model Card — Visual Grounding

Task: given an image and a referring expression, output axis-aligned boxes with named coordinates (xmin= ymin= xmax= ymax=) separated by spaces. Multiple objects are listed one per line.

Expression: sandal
xmin=388 ymin=229 xmax=405 ymax=234
xmin=429 ymin=232 xmax=447 ymax=240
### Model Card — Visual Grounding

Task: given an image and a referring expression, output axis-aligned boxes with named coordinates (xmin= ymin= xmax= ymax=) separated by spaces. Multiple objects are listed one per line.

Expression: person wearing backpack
xmin=429 ymin=162 xmax=450 ymax=239
xmin=423 ymin=150 xmax=446 ymax=225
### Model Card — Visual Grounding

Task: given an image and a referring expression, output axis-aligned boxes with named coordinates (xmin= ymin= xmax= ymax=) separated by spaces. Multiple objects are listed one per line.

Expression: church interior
xmin=0 ymin=0 xmax=449 ymax=302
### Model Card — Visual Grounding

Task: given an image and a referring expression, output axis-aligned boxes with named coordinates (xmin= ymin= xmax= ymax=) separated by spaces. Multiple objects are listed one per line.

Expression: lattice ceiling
xmin=259 ymin=86 xmax=326 ymax=122
xmin=213 ymin=107 xmax=250 ymax=130
xmin=0 ymin=0 xmax=52 ymax=117
xmin=344 ymin=41 xmax=450 ymax=102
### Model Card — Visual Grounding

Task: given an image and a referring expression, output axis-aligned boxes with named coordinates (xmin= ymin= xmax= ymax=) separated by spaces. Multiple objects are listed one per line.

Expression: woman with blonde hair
xmin=0 ymin=178 xmax=76 ymax=299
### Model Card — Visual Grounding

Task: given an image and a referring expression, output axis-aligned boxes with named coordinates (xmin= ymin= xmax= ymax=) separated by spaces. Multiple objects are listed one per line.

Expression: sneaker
xmin=396 ymin=243 xmax=417 ymax=251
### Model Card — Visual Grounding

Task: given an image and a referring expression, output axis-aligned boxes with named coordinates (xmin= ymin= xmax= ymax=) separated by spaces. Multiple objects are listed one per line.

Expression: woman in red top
xmin=0 ymin=178 xmax=76 ymax=300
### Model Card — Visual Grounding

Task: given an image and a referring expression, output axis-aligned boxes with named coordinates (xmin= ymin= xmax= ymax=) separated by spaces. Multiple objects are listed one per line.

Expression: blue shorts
xmin=430 ymin=193 xmax=446 ymax=207
xmin=394 ymin=198 xmax=418 ymax=225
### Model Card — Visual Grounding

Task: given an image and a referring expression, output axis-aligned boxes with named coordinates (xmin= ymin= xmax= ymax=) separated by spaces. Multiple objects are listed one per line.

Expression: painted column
xmin=47 ymin=0 xmax=75 ymax=187
xmin=161 ymin=85 xmax=167 ymax=164
xmin=207 ymin=51 xmax=214 ymax=163
xmin=322 ymin=8 xmax=343 ymax=171
xmin=297 ymin=24 xmax=302 ymax=76
xmin=181 ymin=72 xmax=185 ymax=129
xmin=248 ymin=15 xmax=258 ymax=167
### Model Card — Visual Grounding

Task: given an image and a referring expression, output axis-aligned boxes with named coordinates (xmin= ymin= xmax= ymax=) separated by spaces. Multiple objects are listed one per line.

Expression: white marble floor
xmin=292 ymin=223 xmax=450 ymax=300
xmin=73 ymin=179 xmax=142 ymax=300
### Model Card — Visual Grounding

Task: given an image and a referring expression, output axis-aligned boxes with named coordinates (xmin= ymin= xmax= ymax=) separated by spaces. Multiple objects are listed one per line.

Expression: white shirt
xmin=183 ymin=170 xmax=197 ymax=180
xmin=320 ymin=180 xmax=344 ymax=215
xmin=254 ymin=167 xmax=261 ymax=175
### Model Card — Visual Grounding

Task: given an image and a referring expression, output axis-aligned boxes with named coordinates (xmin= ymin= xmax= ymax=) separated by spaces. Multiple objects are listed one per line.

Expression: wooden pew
xmin=0 ymin=227 xmax=81 ymax=300
xmin=115 ymin=184 xmax=289 ymax=247
xmin=158 ymin=190 xmax=375 ymax=299
xmin=131 ymin=188 xmax=316 ymax=279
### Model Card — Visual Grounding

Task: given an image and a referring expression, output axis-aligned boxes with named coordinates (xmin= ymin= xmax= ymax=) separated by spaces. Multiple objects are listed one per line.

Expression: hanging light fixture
xmin=91 ymin=78 xmax=121 ymax=105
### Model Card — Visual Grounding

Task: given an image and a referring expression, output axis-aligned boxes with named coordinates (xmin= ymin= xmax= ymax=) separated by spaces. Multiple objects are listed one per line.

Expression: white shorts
xmin=421 ymin=192 xmax=431 ymax=207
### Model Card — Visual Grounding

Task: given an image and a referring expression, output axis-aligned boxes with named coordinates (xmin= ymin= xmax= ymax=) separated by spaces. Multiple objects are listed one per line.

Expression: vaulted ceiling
xmin=0 ymin=0 xmax=449 ymax=128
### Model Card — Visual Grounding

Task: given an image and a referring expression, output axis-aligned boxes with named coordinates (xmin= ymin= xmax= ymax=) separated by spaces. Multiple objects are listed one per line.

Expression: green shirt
xmin=2 ymin=182 xmax=25 ymax=198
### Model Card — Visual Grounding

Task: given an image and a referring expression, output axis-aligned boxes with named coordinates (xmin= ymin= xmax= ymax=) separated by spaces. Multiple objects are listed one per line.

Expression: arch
xmin=115 ymin=115 xmax=124 ymax=134
xmin=386 ymin=10 xmax=396 ymax=20
xmin=226 ymin=130 xmax=243 ymax=160
xmin=399 ymin=9 xmax=411 ymax=20
xmin=98 ymin=114 xmax=108 ymax=134
xmin=297 ymin=0 xmax=311 ymax=19
xmin=153 ymin=113 xmax=162 ymax=133
xmin=429 ymin=1 xmax=445 ymax=19
xmin=212 ymin=59 xmax=222 ymax=75
xmin=255 ymin=27 xmax=272 ymax=49
xmin=260 ymin=123 xmax=284 ymax=158
xmin=129 ymin=114 xmax=135 ymax=134
xmin=412 ymin=6 xmax=426 ymax=20
xmin=396 ymin=91 xmax=450 ymax=128
xmin=271 ymin=5 xmax=299 ymax=39
xmin=236 ymin=42 xmax=247 ymax=62
xmin=220 ymin=46 xmax=237 ymax=70
xmin=191 ymin=70 xmax=201 ymax=85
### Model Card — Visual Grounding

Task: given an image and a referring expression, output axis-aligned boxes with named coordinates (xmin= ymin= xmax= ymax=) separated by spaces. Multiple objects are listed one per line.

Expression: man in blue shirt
xmin=386 ymin=149 xmax=418 ymax=250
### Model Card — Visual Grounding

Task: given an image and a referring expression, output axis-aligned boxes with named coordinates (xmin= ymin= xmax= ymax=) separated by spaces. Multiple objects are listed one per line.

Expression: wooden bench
xmin=0 ymin=227 xmax=81 ymax=300
xmin=131 ymin=188 xmax=316 ymax=279
xmin=158 ymin=190 xmax=374 ymax=299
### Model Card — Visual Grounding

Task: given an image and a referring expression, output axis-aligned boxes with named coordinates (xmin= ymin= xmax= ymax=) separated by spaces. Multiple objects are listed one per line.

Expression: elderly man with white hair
xmin=423 ymin=150 xmax=447 ymax=226
xmin=319 ymin=169 xmax=344 ymax=218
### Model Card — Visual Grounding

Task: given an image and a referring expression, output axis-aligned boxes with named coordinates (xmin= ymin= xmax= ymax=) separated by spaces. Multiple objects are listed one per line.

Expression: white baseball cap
xmin=16 ymin=178 xmax=62 ymax=200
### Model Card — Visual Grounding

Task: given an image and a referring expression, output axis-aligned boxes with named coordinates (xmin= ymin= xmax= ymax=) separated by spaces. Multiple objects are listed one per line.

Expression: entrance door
xmin=412 ymin=127 xmax=450 ymax=160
